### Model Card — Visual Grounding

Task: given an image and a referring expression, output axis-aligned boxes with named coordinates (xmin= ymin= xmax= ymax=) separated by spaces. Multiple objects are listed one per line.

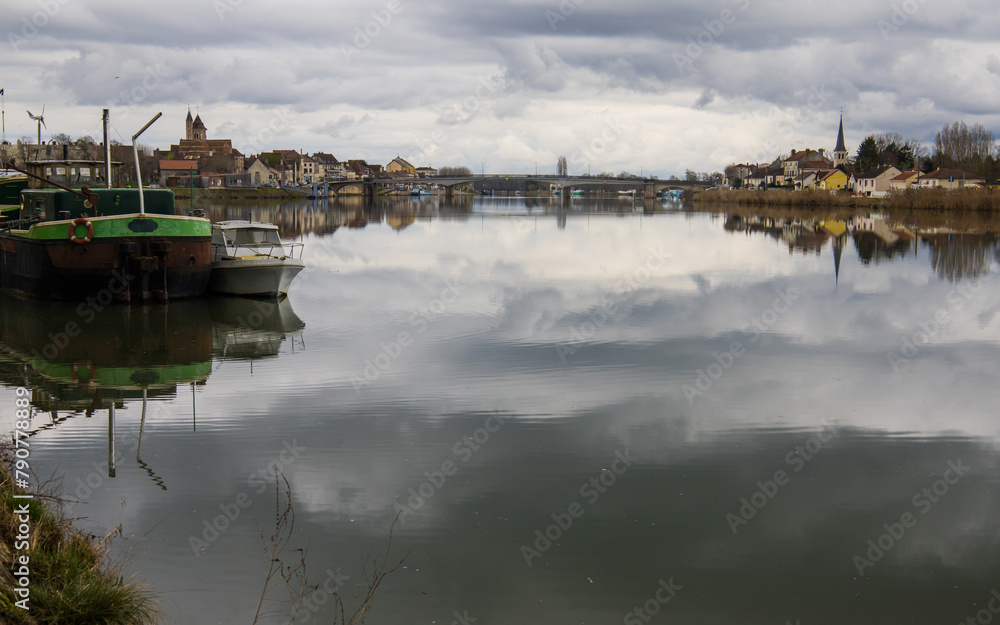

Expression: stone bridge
xmin=307 ymin=175 xmax=709 ymax=198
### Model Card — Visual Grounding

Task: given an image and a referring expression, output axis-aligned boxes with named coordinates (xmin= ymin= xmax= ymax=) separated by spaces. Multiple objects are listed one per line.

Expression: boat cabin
xmin=211 ymin=221 xmax=302 ymax=261
xmin=24 ymin=159 xmax=122 ymax=190
xmin=15 ymin=188 xmax=178 ymax=225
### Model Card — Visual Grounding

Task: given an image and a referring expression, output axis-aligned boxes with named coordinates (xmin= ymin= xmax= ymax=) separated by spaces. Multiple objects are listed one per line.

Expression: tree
xmin=437 ymin=166 xmax=473 ymax=176
xmin=873 ymin=132 xmax=927 ymax=164
xmin=52 ymin=132 xmax=73 ymax=144
xmin=109 ymin=142 xmax=157 ymax=185
xmin=668 ymin=174 xmax=680 ymax=181
xmin=556 ymin=155 xmax=568 ymax=176
xmin=934 ymin=121 xmax=997 ymax=178
xmin=710 ymin=172 xmax=725 ymax=186
xmin=74 ymin=136 xmax=98 ymax=160
xmin=854 ymin=136 xmax=880 ymax=173
xmin=684 ymin=169 xmax=698 ymax=181
xmin=200 ymin=153 xmax=237 ymax=174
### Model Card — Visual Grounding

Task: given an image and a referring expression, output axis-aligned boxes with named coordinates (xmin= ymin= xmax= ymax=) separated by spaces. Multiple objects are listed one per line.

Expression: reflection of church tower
xmin=833 ymin=114 xmax=848 ymax=167
xmin=185 ymin=109 xmax=194 ymax=140
xmin=833 ymin=234 xmax=844 ymax=287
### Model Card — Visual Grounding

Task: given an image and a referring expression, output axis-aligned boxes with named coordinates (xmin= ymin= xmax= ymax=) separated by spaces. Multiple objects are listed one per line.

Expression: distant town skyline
xmin=2 ymin=0 xmax=998 ymax=177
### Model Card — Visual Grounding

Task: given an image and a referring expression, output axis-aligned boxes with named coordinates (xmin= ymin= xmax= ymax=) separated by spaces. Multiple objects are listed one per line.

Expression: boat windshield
xmin=227 ymin=228 xmax=281 ymax=246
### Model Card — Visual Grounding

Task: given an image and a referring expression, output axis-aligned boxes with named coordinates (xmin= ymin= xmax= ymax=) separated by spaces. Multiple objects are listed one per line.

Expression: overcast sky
xmin=2 ymin=0 xmax=999 ymax=176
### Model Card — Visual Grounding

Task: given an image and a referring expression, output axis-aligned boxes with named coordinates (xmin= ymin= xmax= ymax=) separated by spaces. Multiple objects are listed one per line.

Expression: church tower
xmin=185 ymin=109 xmax=194 ymax=140
xmin=191 ymin=114 xmax=207 ymax=141
xmin=833 ymin=114 xmax=848 ymax=167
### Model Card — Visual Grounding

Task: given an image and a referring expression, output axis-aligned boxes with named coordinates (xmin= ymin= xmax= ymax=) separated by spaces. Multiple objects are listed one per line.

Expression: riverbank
xmin=698 ymin=197 xmax=1000 ymax=232
xmin=0 ymin=442 xmax=157 ymax=625
xmin=169 ymin=186 xmax=295 ymax=201
xmin=695 ymin=188 xmax=880 ymax=208
xmin=695 ymin=187 xmax=1000 ymax=212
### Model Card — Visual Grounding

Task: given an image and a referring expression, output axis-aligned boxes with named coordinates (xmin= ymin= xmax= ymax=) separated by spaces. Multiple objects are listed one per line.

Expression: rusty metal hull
xmin=0 ymin=235 xmax=211 ymax=301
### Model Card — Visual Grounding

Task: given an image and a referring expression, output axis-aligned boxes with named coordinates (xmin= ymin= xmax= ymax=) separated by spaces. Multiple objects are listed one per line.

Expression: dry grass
xmin=0 ymin=442 xmax=158 ymax=625
xmin=882 ymin=187 xmax=1000 ymax=212
xmin=252 ymin=472 xmax=405 ymax=625
xmin=696 ymin=188 xmax=866 ymax=208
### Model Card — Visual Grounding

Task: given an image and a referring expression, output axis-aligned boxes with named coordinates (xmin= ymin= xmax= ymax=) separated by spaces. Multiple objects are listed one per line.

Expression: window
xmin=228 ymin=228 xmax=281 ymax=246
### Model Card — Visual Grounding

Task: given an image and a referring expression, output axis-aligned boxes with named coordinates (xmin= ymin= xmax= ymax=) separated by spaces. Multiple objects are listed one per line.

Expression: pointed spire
xmin=186 ymin=108 xmax=193 ymax=122
xmin=835 ymin=113 xmax=847 ymax=153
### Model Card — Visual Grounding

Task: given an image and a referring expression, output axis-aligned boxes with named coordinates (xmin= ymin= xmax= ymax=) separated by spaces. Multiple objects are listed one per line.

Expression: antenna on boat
xmin=131 ymin=112 xmax=162 ymax=215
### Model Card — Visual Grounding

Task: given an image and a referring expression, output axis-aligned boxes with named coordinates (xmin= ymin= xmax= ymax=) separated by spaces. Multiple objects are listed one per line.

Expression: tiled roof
xmin=920 ymin=169 xmax=984 ymax=180
xmin=159 ymin=160 xmax=199 ymax=171
xmin=857 ymin=165 xmax=899 ymax=180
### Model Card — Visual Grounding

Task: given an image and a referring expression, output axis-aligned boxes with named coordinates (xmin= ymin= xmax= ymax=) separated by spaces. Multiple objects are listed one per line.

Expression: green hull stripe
xmin=31 ymin=360 xmax=213 ymax=387
xmin=19 ymin=215 xmax=211 ymax=241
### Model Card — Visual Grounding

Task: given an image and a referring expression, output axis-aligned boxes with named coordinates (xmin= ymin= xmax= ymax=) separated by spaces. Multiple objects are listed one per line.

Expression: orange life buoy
xmin=69 ymin=217 xmax=94 ymax=245
xmin=71 ymin=362 xmax=96 ymax=386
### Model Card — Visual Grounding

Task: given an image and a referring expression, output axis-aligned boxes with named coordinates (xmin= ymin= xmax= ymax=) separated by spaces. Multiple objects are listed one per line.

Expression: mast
xmin=103 ymin=109 xmax=112 ymax=188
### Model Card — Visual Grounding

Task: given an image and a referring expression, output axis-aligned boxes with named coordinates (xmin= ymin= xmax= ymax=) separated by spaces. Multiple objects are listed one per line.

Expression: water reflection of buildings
xmin=850 ymin=216 xmax=915 ymax=266
xmin=0 ymin=294 xmax=305 ymax=481
xmin=203 ymin=197 xmax=660 ymax=238
xmin=725 ymin=214 xmax=999 ymax=283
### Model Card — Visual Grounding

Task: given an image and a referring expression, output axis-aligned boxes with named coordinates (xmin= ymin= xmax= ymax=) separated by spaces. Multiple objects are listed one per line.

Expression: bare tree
xmin=437 ymin=166 xmax=473 ymax=176
xmin=934 ymin=121 xmax=997 ymax=176
xmin=110 ymin=142 xmax=157 ymax=185
xmin=556 ymin=155 xmax=567 ymax=176
xmin=873 ymin=131 xmax=927 ymax=168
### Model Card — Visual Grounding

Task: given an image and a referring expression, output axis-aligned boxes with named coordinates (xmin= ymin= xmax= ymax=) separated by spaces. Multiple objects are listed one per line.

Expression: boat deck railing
xmin=212 ymin=241 xmax=304 ymax=262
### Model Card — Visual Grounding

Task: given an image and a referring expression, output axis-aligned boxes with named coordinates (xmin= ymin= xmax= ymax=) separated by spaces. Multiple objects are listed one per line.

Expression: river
xmin=3 ymin=196 xmax=1000 ymax=624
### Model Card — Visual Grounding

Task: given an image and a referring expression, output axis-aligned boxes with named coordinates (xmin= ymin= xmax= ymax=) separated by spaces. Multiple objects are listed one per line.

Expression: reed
xmin=695 ymin=188 xmax=864 ymax=207
xmin=882 ymin=187 xmax=1000 ymax=211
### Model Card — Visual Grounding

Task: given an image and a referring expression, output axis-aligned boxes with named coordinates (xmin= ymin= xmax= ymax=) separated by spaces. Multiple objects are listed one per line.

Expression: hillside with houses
xmin=725 ymin=117 xmax=999 ymax=197
xmin=152 ymin=110 xmax=438 ymax=190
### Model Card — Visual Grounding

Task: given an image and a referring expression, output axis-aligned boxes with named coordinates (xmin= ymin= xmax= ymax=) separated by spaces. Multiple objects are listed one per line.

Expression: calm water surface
xmin=3 ymin=197 xmax=1000 ymax=625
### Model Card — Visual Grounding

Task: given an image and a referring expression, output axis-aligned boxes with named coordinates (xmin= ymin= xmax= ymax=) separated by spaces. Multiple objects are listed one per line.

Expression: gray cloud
xmin=3 ymin=0 xmax=999 ymax=173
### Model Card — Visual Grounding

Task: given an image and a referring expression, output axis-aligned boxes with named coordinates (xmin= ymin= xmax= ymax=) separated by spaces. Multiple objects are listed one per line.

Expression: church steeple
xmin=833 ymin=113 xmax=848 ymax=167
xmin=185 ymin=109 xmax=194 ymax=140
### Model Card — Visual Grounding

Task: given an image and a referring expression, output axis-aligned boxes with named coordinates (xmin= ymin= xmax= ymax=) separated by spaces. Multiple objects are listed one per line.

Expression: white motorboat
xmin=208 ymin=220 xmax=304 ymax=298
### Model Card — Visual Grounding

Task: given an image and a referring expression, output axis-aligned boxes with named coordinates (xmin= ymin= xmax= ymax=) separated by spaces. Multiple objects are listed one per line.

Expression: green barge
xmin=0 ymin=159 xmax=211 ymax=301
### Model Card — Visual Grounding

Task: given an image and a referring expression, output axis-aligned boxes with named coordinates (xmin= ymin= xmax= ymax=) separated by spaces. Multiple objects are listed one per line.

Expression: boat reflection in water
xmin=0 ymin=292 xmax=305 ymax=482
xmin=208 ymin=295 xmax=305 ymax=364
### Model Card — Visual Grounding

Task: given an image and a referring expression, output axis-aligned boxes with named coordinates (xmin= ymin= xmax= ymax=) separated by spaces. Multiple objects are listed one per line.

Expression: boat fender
xmin=69 ymin=217 xmax=94 ymax=245
xmin=71 ymin=362 xmax=96 ymax=386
